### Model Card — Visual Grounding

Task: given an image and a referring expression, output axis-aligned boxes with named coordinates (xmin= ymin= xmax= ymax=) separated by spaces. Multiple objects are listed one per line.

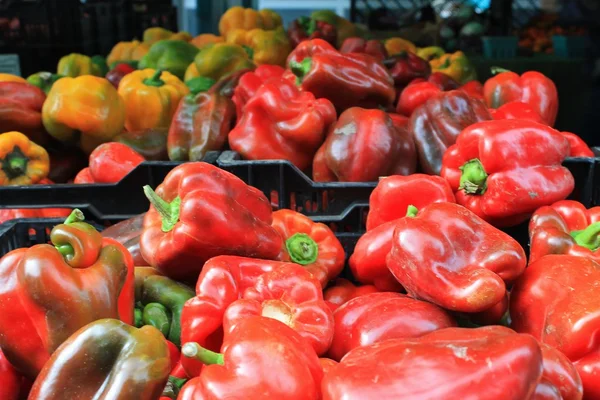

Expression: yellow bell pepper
xmin=225 ymin=27 xmax=291 ymax=66
xmin=384 ymin=38 xmax=417 ymax=56
xmin=107 ymin=40 xmax=150 ymax=67
xmin=0 ymin=131 xmax=49 ymax=186
xmin=184 ymin=63 xmax=200 ymax=82
xmin=429 ymin=51 xmax=477 ymax=84
xmin=218 ymin=7 xmax=282 ymax=37
xmin=0 ymin=74 xmax=26 ymax=83
xmin=42 ymin=76 xmax=126 ymax=153
xmin=193 ymin=43 xmax=255 ymax=81
xmin=191 ymin=33 xmax=224 ymax=49
xmin=143 ymin=27 xmax=174 ymax=45
xmin=416 ymin=46 xmax=446 ymax=61
xmin=118 ymin=69 xmax=189 ymax=132
xmin=57 ymin=54 xmax=105 ymax=78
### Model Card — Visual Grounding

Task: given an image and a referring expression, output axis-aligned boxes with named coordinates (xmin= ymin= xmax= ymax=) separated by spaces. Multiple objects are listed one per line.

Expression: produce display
xmin=0 ymin=5 xmax=598 ymax=400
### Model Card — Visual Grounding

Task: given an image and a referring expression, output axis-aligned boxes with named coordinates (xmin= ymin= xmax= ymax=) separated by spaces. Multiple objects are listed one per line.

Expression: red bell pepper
xmin=0 ymin=210 xmax=134 ymax=378
xmin=223 ymin=263 xmax=334 ymax=355
xmin=74 ymin=167 xmax=95 ymax=184
xmin=529 ymin=200 xmax=600 ymax=264
xmin=410 ymin=90 xmax=491 ymax=175
xmin=396 ymin=81 xmax=441 ymax=116
xmin=322 ymin=326 xmax=543 ymax=400
xmin=106 ymin=63 xmax=136 ymax=89
xmin=0 ymin=207 xmax=71 ymax=224
xmin=484 ymin=69 xmax=558 ymax=126
xmin=323 ymin=278 xmax=378 ymax=312
xmin=287 ymin=16 xmax=337 ymax=49
xmin=228 ymin=77 xmax=336 ymax=170
xmin=328 ymin=292 xmax=455 ymax=361
xmin=288 ymin=43 xmax=396 ymax=113
xmin=459 ymin=80 xmax=484 ymax=100
xmin=140 ymin=162 xmax=282 ymax=282
xmin=350 ymin=175 xmax=455 ymax=291
xmin=231 ymin=65 xmax=285 ymax=119
xmin=510 ymin=255 xmax=600 ymax=398
xmin=180 ymin=256 xmax=295 ymax=376
xmin=383 ymin=51 xmax=431 ymax=88
xmin=0 ymin=82 xmax=50 ymax=145
xmin=88 ymin=142 xmax=145 ymax=183
xmin=388 ymin=202 xmax=526 ymax=313
xmin=562 ymin=131 xmax=594 ymax=157
xmin=489 ymin=101 xmax=546 ymax=124
xmin=427 ymin=71 xmax=461 ymax=90
xmin=319 ymin=358 xmax=338 ymax=376
xmin=286 ymin=38 xmax=338 ymax=67
xmin=102 ymin=214 xmax=147 ymax=267
xmin=179 ymin=317 xmax=323 ymax=400
xmin=339 ymin=37 xmax=388 ymax=61
xmin=271 ymin=209 xmax=345 ymax=286
xmin=0 ymin=349 xmax=23 ymax=400
xmin=538 ymin=343 xmax=583 ymax=400
xmin=312 ymin=107 xmax=416 ymax=182
xmin=366 ymin=174 xmax=455 ymax=230
xmin=441 ymin=119 xmax=574 ymax=227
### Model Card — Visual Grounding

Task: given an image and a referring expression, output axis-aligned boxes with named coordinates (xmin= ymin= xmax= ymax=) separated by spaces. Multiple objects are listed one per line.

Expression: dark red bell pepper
xmin=229 ymin=77 xmax=336 ymax=170
xmin=328 ymin=292 xmax=455 ymax=361
xmin=323 ymin=278 xmax=378 ymax=312
xmin=179 ymin=317 xmax=323 ymax=400
xmin=102 ymin=214 xmax=147 ymax=266
xmin=312 ymin=107 xmax=416 ymax=182
xmin=396 ymin=81 xmax=441 ymax=116
xmin=529 ymin=200 xmax=600 ymax=264
xmin=441 ymin=119 xmax=574 ymax=227
xmin=409 ymin=90 xmax=491 ymax=175
xmin=88 ymin=142 xmax=145 ymax=183
xmin=459 ymin=80 xmax=484 ymax=101
xmin=538 ymin=343 xmax=583 ymax=400
xmin=427 ymin=71 xmax=461 ymax=90
xmin=484 ymin=69 xmax=558 ymax=127
xmin=322 ymin=326 xmax=543 ymax=400
xmin=388 ymin=202 xmax=526 ymax=313
xmin=562 ymin=131 xmax=594 ymax=157
xmin=383 ymin=51 xmax=431 ymax=88
xmin=180 ymin=256 xmax=295 ymax=376
xmin=0 ymin=349 xmax=23 ymax=400
xmin=140 ymin=162 xmax=282 ymax=283
xmin=232 ymin=65 xmax=285 ymax=119
xmin=286 ymin=38 xmax=338 ymax=67
xmin=339 ymin=37 xmax=388 ymax=62
xmin=288 ymin=43 xmax=396 ymax=113
xmin=510 ymin=255 xmax=600 ymax=398
xmin=489 ymin=101 xmax=546 ymax=124
xmin=287 ymin=16 xmax=337 ymax=49
xmin=115 ymin=128 xmax=169 ymax=161
xmin=223 ymin=263 xmax=334 ymax=355
xmin=0 ymin=82 xmax=50 ymax=145
xmin=106 ymin=63 xmax=136 ymax=89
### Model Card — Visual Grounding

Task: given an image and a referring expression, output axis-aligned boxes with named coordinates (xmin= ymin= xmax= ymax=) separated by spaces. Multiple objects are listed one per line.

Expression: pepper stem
xmin=285 ymin=233 xmax=319 ymax=265
xmin=8 ymin=157 xmax=26 ymax=175
xmin=56 ymin=209 xmax=85 ymax=258
xmin=458 ymin=159 xmax=488 ymax=195
xmin=571 ymin=222 xmax=600 ymax=251
xmin=64 ymin=208 xmax=84 ymax=225
xmin=289 ymin=58 xmax=312 ymax=85
xmin=143 ymin=69 xmax=165 ymax=87
xmin=491 ymin=66 xmax=511 ymax=75
xmin=56 ymin=244 xmax=75 ymax=258
xmin=182 ymin=342 xmax=224 ymax=365
xmin=143 ymin=185 xmax=181 ymax=233
xmin=406 ymin=205 xmax=418 ymax=218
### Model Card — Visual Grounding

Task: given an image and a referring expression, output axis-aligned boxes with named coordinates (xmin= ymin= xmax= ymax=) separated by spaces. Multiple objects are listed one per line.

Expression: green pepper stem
xmin=55 ymin=244 xmax=75 ymax=258
xmin=56 ymin=209 xmax=85 ymax=259
xmin=458 ymin=159 xmax=488 ymax=195
xmin=491 ymin=66 xmax=511 ymax=75
xmin=406 ymin=205 xmax=418 ymax=218
xmin=289 ymin=58 xmax=312 ymax=85
xmin=8 ymin=157 xmax=26 ymax=175
xmin=143 ymin=69 xmax=165 ymax=87
xmin=182 ymin=342 xmax=224 ymax=365
xmin=143 ymin=185 xmax=181 ymax=233
xmin=285 ymin=233 xmax=319 ymax=265
xmin=64 ymin=209 xmax=84 ymax=225
xmin=571 ymin=221 xmax=600 ymax=251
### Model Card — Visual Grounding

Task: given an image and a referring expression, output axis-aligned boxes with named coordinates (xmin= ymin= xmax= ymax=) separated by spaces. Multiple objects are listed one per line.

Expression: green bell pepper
xmin=138 ymin=40 xmax=199 ymax=80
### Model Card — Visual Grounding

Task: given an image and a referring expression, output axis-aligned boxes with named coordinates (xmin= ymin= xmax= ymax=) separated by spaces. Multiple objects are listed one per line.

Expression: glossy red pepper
xmin=106 ymin=63 xmax=136 ymax=89
xmin=489 ymin=101 xmax=546 ymax=124
xmin=287 ymin=17 xmax=337 ymax=49
xmin=140 ymin=162 xmax=282 ymax=283
xmin=328 ymin=292 xmax=455 ymax=361
xmin=180 ymin=256 xmax=295 ymax=376
xmin=459 ymin=80 xmax=484 ymax=100
xmin=286 ymin=38 xmax=338 ymax=67
xmin=441 ymin=119 xmax=574 ymax=227
xmin=319 ymin=358 xmax=338 ymax=376
xmin=510 ymin=255 xmax=600 ymax=399
xmin=339 ymin=37 xmax=388 ymax=61
xmin=228 ymin=77 xmax=336 ymax=170
xmin=396 ymin=81 xmax=441 ymax=116
xmin=428 ymin=71 xmax=461 ymax=90
xmin=0 ymin=82 xmax=50 ymax=145
xmin=271 ymin=209 xmax=345 ymax=286
xmin=484 ymin=69 xmax=558 ymax=126
xmin=388 ymin=202 xmax=526 ymax=313
xmin=224 ymin=263 xmax=334 ymax=355
xmin=323 ymin=278 xmax=378 ymax=312
xmin=537 ymin=343 xmax=583 ymax=400
xmin=529 ymin=200 xmax=600 ymax=264
xmin=73 ymin=167 xmax=95 ymax=184
xmin=0 ymin=349 xmax=23 ymax=400
xmin=322 ymin=326 xmax=543 ymax=400
xmin=562 ymin=131 xmax=594 ymax=157
xmin=102 ymin=214 xmax=147 ymax=266
xmin=383 ymin=51 xmax=431 ymax=88
xmin=312 ymin=107 xmax=416 ymax=182
xmin=88 ymin=142 xmax=145 ymax=183
xmin=231 ymin=65 xmax=285 ymax=119
xmin=179 ymin=317 xmax=323 ymax=400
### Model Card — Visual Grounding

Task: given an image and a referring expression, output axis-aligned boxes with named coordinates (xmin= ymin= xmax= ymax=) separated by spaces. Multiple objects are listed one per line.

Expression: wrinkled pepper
xmin=228 ymin=77 xmax=336 ymax=170
xmin=57 ymin=53 xmax=106 ymax=77
xmin=134 ymin=273 xmax=194 ymax=346
xmin=0 ymin=131 xmax=49 ymax=185
xmin=322 ymin=326 xmax=543 ymax=400
xmin=179 ymin=317 xmax=322 ymax=400
xmin=312 ymin=107 xmax=416 ymax=182
xmin=388 ymin=202 xmax=526 ymax=313
xmin=272 ymin=209 xmax=345 ymax=287
xmin=339 ymin=37 xmax=388 ymax=62
xmin=231 ymin=64 xmax=285 ymax=118
xmin=140 ymin=162 xmax=283 ymax=282
xmin=289 ymin=46 xmax=395 ymax=112
xmin=180 ymin=256 xmax=295 ymax=376
xmin=88 ymin=142 xmax=145 ymax=184
xmin=226 ymin=27 xmax=291 ymax=66
xmin=28 ymin=319 xmax=170 ymax=400
xmin=119 ymin=69 xmax=189 ymax=132
xmin=429 ymin=51 xmax=477 ymax=83
xmin=224 ymin=263 xmax=334 ymax=355
xmin=0 ymin=82 xmax=50 ymax=145
xmin=115 ymin=128 xmax=169 ymax=161
xmin=218 ymin=7 xmax=282 ymax=37
xmin=484 ymin=69 xmax=559 ymax=127
xmin=328 ymin=292 xmax=455 ymax=361
xmin=192 ymin=42 xmax=254 ymax=81
xmin=26 ymin=72 xmax=63 ymax=95
xmin=105 ymin=62 xmax=136 ymax=89
xmin=529 ymin=200 xmax=600 ymax=264
xmin=287 ymin=16 xmax=337 ymax=49
xmin=42 ymin=75 xmax=126 ymax=153
xmin=441 ymin=119 xmax=574 ymax=227
xmin=510 ymin=255 xmax=600 ymax=398
xmin=409 ymin=90 xmax=491 ymax=175
xmin=383 ymin=51 xmax=431 ymax=88
xmin=139 ymin=40 xmax=199 ymax=80
xmin=107 ymin=40 xmax=149 ymax=67
xmin=323 ymin=278 xmax=378 ymax=312
xmin=0 ymin=210 xmax=134 ymax=378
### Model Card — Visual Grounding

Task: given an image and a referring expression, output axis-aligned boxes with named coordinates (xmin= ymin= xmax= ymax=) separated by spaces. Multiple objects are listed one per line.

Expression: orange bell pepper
xmin=0 ymin=131 xmax=49 ymax=185
xmin=118 ymin=69 xmax=189 ymax=132
xmin=219 ymin=6 xmax=282 ymax=36
xmin=226 ymin=27 xmax=291 ymax=66
xmin=106 ymin=40 xmax=149 ymax=67
xmin=0 ymin=74 xmax=26 ymax=84
xmin=190 ymin=33 xmax=224 ymax=48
